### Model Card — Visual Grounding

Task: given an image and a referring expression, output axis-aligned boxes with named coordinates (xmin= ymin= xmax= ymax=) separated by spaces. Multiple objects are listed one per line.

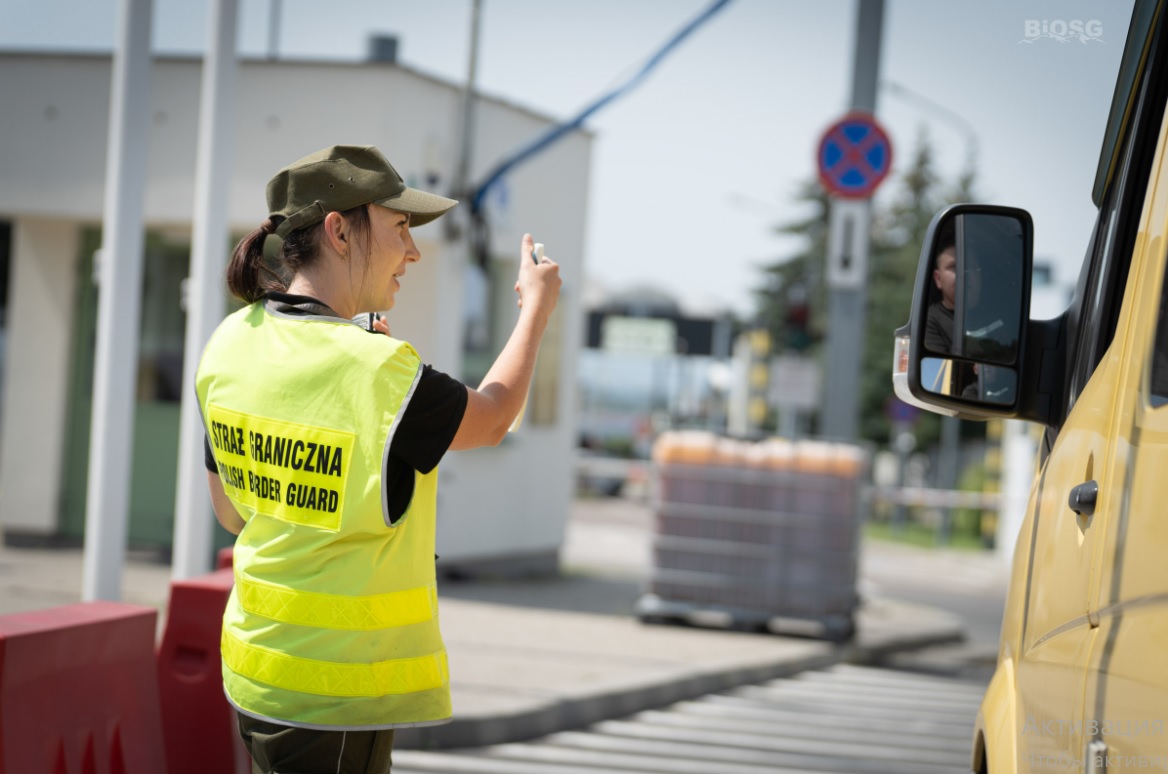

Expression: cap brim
xmin=373 ymin=187 xmax=458 ymax=227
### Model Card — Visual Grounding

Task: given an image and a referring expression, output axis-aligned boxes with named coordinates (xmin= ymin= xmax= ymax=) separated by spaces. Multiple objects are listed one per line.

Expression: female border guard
xmin=196 ymin=145 xmax=561 ymax=773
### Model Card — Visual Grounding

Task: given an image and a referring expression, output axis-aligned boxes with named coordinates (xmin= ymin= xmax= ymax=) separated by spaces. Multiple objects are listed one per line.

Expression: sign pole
xmin=823 ymin=200 xmax=872 ymax=441
xmin=822 ymin=0 xmax=885 ymax=441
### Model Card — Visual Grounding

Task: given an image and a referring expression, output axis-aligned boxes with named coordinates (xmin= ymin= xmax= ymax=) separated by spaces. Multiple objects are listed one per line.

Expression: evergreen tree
xmin=752 ymin=181 xmax=829 ymax=433
xmin=861 ymin=128 xmax=943 ymax=445
xmin=756 ymin=127 xmax=977 ymax=447
xmin=754 ymin=180 xmax=829 ymax=355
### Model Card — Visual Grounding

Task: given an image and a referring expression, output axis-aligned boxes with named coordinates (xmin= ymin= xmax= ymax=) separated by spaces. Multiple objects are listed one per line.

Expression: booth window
xmin=463 ymin=255 xmax=559 ymax=426
xmin=136 ymin=232 xmax=190 ymax=403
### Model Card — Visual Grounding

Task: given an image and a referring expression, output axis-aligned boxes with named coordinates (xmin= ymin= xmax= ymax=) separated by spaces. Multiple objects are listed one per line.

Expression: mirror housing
xmin=893 ymin=204 xmax=1037 ymax=421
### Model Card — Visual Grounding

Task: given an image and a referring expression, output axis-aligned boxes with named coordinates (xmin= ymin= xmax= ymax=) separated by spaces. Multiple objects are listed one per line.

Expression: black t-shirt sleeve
xmin=924 ymin=303 xmax=954 ymax=355
xmin=383 ymin=364 xmax=468 ymax=524
xmin=389 ymin=365 xmax=469 ymax=474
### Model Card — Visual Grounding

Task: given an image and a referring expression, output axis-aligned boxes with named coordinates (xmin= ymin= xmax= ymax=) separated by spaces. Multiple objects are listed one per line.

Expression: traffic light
xmin=784 ymin=283 xmax=811 ymax=352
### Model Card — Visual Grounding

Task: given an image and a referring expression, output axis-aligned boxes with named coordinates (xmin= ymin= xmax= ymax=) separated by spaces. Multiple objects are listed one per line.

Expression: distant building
xmin=0 ymin=49 xmax=592 ymax=571
xmin=578 ymin=285 xmax=735 ymax=445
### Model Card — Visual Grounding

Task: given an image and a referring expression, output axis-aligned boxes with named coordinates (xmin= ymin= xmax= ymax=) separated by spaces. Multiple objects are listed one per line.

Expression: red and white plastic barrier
xmin=156 ymin=567 xmax=248 ymax=774
xmin=0 ymin=601 xmax=167 ymax=774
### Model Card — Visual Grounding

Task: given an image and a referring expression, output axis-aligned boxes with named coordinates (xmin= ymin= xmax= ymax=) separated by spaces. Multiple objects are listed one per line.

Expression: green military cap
xmin=266 ymin=145 xmax=458 ymax=241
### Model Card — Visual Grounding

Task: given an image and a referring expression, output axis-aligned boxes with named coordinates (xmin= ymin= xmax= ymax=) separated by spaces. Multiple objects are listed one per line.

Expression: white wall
xmin=431 ymin=88 xmax=591 ymax=562
xmin=0 ymin=218 xmax=80 ymax=535
xmin=0 ymin=54 xmax=589 ymax=234
xmin=0 ymin=53 xmax=592 ymax=564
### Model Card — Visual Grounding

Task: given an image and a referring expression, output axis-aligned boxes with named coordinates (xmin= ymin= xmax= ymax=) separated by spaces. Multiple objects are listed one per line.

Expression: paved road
xmin=445 ymin=496 xmax=1007 ymax=683
xmin=543 ymin=497 xmax=1009 ymax=681
xmin=431 ymin=495 xmax=1003 ymax=763
xmin=391 ymin=663 xmax=985 ymax=773
xmin=857 ymin=537 xmax=1007 ymax=681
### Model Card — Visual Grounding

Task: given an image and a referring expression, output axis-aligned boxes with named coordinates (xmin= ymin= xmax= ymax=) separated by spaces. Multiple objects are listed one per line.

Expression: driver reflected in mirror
xmin=924 ymin=220 xmax=979 ymax=397
xmin=920 ymin=214 xmax=1022 ymax=405
xmin=925 ymin=223 xmax=958 ymax=353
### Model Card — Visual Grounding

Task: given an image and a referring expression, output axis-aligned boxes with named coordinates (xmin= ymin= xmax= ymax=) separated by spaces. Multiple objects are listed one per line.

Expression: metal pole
xmin=891 ymin=419 xmax=913 ymax=534
xmin=268 ymin=0 xmax=281 ymax=60
xmin=172 ymin=0 xmax=238 ymax=580
xmin=709 ymin=315 xmax=732 ymax=433
xmin=434 ymin=0 xmax=481 ymax=373
xmin=453 ymin=0 xmax=482 ymax=205
xmin=882 ymin=80 xmax=979 ymax=172
xmin=823 ymin=198 xmax=872 ymax=440
xmin=849 ymin=0 xmax=882 ymax=113
xmin=822 ymin=0 xmax=883 ymax=442
xmin=936 ymin=414 xmax=960 ymax=546
xmin=82 ymin=0 xmax=153 ymax=601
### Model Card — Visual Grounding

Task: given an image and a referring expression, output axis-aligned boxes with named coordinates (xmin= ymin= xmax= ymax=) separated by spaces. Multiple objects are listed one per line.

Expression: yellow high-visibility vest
xmin=195 ymin=301 xmax=451 ymax=730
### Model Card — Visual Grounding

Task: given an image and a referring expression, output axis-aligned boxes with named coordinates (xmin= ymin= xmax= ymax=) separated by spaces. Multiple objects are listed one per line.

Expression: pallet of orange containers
xmin=638 ymin=432 xmax=867 ymax=642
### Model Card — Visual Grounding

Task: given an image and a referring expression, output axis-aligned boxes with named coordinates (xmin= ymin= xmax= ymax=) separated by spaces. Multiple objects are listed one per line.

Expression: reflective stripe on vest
xmin=237 ymin=576 xmax=438 ymax=630
xmin=221 ymin=629 xmax=449 ymax=697
xmin=196 ymin=302 xmax=450 ymax=729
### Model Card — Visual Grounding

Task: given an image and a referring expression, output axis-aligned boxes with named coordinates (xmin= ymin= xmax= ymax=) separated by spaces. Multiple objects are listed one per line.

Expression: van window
xmin=1091 ymin=0 xmax=1162 ymax=207
xmin=1063 ymin=23 xmax=1167 ymax=419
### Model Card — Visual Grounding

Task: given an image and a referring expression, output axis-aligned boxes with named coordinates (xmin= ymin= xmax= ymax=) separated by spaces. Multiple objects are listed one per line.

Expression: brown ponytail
xmin=226 ymin=218 xmax=288 ymax=303
xmin=226 ymin=205 xmax=373 ymax=303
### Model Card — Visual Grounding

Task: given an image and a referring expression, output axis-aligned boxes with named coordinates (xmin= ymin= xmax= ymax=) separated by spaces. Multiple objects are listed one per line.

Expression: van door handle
xmin=1069 ymin=480 xmax=1098 ymax=516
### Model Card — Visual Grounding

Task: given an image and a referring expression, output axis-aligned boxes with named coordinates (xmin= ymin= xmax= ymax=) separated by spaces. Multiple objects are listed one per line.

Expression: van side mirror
xmin=893 ymin=205 xmax=1033 ymax=418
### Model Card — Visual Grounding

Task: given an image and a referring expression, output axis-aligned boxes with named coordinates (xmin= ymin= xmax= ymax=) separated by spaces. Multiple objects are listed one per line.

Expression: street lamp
xmin=882 ymin=79 xmax=979 ymax=178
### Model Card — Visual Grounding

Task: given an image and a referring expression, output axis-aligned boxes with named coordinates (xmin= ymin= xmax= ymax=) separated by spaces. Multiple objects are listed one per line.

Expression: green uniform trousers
xmin=237 ymin=713 xmax=395 ymax=774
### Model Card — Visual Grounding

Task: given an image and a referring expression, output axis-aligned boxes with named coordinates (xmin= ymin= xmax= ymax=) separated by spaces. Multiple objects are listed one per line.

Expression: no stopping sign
xmin=817 ymin=113 xmax=893 ymax=199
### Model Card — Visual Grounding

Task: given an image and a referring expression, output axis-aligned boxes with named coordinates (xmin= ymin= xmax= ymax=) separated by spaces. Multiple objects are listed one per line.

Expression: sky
xmin=1 ymin=0 xmax=1135 ymax=317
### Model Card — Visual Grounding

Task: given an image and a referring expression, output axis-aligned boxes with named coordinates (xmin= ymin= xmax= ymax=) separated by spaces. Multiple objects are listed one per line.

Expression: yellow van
xmin=893 ymin=2 xmax=1168 ymax=772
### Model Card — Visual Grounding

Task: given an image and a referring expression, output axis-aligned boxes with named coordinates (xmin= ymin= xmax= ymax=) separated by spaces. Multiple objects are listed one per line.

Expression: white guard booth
xmin=0 ymin=50 xmax=591 ymax=573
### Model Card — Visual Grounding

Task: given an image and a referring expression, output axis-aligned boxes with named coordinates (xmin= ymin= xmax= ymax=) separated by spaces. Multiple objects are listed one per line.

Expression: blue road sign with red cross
xmin=817 ymin=113 xmax=893 ymax=199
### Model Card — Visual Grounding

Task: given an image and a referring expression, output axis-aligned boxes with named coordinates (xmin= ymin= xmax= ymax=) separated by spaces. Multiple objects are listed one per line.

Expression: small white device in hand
xmin=352 ymin=312 xmax=381 ymax=331
xmin=509 ymin=242 xmax=544 ymax=433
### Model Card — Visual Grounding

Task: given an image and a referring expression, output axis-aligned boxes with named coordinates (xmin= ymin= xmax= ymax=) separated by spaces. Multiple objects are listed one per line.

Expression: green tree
xmin=756 ymin=127 xmax=979 ymax=446
xmin=861 ymin=129 xmax=944 ymax=445
xmin=754 ymin=180 xmax=830 ymax=357
xmin=752 ymin=181 xmax=829 ymax=434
